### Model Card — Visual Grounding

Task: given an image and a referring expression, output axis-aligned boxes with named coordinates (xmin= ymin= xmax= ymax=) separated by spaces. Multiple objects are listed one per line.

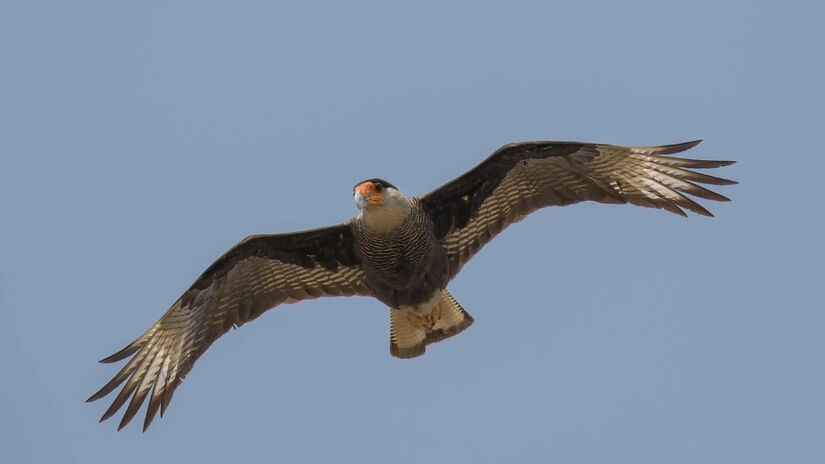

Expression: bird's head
xmin=353 ymin=179 xmax=400 ymax=210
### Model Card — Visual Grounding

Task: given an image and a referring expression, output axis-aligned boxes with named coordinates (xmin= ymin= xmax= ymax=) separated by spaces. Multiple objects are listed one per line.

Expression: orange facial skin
xmin=355 ymin=182 xmax=385 ymax=206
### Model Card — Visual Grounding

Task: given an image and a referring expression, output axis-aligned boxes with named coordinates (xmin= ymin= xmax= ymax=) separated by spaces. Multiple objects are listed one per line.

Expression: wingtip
xmin=142 ymin=408 xmax=159 ymax=432
xmin=632 ymin=139 xmax=703 ymax=155
xmin=99 ymin=407 xmax=118 ymax=423
xmin=87 ymin=386 xmax=110 ymax=403
xmin=99 ymin=344 xmax=141 ymax=364
xmin=666 ymin=139 xmax=703 ymax=151
xmin=686 ymin=200 xmax=715 ymax=218
xmin=713 ymin=177 xmax=738 ymax=186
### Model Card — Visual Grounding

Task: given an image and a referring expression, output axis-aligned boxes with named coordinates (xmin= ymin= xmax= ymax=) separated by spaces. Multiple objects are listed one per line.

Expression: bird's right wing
xmin=421 ymin=140 xmax=736 ymax=278
xmin=87 ymin=223 xmax=371 ymax=431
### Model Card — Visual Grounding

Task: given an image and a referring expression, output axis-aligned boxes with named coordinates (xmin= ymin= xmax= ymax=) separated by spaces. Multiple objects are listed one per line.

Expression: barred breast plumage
xmin=352 ymin=199 xmax=450 ymax=308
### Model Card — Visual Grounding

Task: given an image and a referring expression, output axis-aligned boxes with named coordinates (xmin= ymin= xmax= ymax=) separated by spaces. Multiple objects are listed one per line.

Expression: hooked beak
xmin=354 ymin=182 xmax=384 ymax=209
xmin=354 ymin=191 xmax=369 ymax=209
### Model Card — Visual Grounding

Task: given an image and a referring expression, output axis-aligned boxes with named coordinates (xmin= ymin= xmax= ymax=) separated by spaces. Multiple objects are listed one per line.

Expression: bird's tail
xmin=389 ymin=289 xmax=474 ymax=358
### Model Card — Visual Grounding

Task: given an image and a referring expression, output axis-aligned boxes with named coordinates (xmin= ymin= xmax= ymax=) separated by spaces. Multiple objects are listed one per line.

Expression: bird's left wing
xmin=87 ymin=223 xmax=370 ymax=431
xmin=421 ymin=140 xmax=736 ymax=278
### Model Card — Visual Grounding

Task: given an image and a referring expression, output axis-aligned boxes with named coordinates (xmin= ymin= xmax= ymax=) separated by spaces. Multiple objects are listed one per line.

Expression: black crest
xmin=353 ymin=178 xmax=398 ymax=192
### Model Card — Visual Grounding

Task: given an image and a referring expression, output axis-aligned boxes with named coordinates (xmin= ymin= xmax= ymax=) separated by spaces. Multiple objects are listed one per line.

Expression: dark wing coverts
xmin=87 ymin=224 xmax=369 ymax=431
xmin=422 ymin=140 xmax=736 ymax=277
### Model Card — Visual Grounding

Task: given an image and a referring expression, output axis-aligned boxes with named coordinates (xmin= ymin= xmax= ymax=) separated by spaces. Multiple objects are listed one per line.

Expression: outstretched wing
xmin=421 ymin=140 xmax=736 ymax=277
xmin=87 ymin=223 xmax=370 ymax=431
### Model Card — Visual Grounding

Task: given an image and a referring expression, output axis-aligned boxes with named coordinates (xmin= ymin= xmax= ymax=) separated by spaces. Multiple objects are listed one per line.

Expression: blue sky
xmin=1 ymin=1 xmax=823 ymax=462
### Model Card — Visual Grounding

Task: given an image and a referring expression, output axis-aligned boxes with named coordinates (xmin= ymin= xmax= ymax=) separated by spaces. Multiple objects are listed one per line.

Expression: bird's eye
xmin=374 ymin=183 xmax=384 ymax=192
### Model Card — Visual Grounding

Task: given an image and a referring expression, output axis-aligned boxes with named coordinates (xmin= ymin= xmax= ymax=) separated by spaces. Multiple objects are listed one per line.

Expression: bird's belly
xmin=363 ymin=246 xmax=449 ymax=308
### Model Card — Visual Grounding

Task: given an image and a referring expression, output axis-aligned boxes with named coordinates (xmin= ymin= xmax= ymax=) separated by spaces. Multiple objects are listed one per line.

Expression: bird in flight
xmin=88 ymin=139 xmax=736 ymax=431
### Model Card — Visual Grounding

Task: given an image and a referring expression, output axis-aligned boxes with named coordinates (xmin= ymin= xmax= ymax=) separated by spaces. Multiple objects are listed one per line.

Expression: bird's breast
xmin=354 ymin=210 xmax=449 ymax=307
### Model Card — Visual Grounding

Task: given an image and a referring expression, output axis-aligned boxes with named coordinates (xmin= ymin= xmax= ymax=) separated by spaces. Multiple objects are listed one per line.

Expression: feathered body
xmin=353 ymin=196 xmax=449 ymax=308
xmin=88 ymin=139 xmax=736 ymax=431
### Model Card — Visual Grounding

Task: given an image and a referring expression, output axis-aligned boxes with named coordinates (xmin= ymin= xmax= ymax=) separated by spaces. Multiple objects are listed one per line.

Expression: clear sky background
xmin=1 ymin=1 xmax=823 ymax=463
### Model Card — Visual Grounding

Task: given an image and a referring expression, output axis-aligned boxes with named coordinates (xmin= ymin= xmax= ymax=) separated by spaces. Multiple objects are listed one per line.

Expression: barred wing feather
xmin=422 ymin=140 xmax=736 ymax=277
xmin=87 ymin=225 xmax=370 ymax=431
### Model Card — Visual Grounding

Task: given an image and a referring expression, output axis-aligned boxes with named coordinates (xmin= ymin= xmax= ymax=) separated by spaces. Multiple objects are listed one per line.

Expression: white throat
xmin=359 ymin=190 xmax=412 ymax=233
